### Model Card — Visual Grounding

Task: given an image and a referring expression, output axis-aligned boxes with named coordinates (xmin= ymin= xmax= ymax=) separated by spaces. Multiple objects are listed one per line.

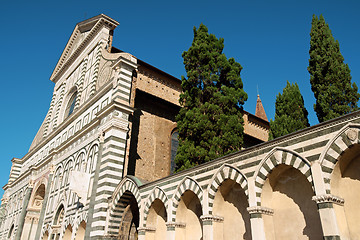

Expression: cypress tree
xmin=175 ymin=24 xmax=247 ymax=172
xmin=269 ymin=81 xmax=309 ymax=140
xmin=308 ymin=14 xmax=359 ymax=122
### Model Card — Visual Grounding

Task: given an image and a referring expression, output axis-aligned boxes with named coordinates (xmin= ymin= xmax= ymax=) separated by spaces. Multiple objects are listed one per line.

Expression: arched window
xmin=54 ymin=205 xmax=65 ymax=225
xmin=86 ymin=145 xmax=99 ymax=173
xmin=8 ymin=224 xmax=14 ymax=239
xmin=65 ymin=91 xmax=77 ymax=118
xmin=170 ymin=130 xmax=179 ymax=174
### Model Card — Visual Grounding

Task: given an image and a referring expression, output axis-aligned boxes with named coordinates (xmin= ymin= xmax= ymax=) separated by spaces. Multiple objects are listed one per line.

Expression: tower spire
xmin=255 ymin=94 xmax=268 ymax=121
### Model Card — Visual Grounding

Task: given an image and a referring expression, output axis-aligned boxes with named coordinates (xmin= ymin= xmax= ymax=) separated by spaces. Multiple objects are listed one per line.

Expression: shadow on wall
xmin=331 ymin=144 xmax=360 ymax=239
xmin=213 ymin=179 xmax=251 ymax=240
xmin=263 ymin=164 xmax=323 ymax=240
xmin=127 ymin=108 xmax=143 ymax=176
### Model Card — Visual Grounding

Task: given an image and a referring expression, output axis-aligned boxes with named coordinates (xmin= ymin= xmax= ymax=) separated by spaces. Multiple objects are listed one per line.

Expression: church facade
xmin=0 ymin=14 xmax=359 ymax=240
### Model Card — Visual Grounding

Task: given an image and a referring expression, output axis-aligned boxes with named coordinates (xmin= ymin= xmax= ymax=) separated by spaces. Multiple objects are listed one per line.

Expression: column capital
xmin=312 ymin=194 xmax=344 ymax=206
xmin=166 ymin=221 xmax=186 ymax=231
xmin=247 ymin=206 xmax=274 ymax=216
xmin=200 ymin=215 xmax=224 ymax=223
xmin=137 ymin=226 xmax=156 ymax=235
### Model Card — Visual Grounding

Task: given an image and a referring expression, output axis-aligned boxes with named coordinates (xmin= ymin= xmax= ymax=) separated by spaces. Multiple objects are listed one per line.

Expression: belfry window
xmin=65 ymin=91 xmax=77 ymax=117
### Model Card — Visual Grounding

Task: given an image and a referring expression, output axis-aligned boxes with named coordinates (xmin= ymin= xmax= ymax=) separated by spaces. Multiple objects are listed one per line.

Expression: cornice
xmin=51 ymin=15 xmax=118 ymax=83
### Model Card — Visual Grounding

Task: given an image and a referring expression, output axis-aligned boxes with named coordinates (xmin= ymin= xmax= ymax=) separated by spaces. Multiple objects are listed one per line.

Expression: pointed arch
xmin=143 ymin=187 xmax=169 ymax=227
xmin=319 ymin=123 xmax=360 ymax=193
xmin=171 ymin=177 xmax=203 ymax=222
xmin=254 ymin=147 xmax=313 ymax=205
xmin=207 ymin=163 xmax=248 ymax=215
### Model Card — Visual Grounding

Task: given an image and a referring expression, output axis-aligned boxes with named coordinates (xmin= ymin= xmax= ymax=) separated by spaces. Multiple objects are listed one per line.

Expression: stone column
xmin=166 ymin=222 xmax=185 ymax=240
xmin=200 ymin=215 xmax=223 ymax=240
xmin=15 ymin=180 xmax=34 ymax=240
xmin=311 ymin=161 xmax=342 ymax=239
xmin=247 ymin=206 xmax=273 ymax=240
xmin=34 ymin=169 xmax=54 ymax=240
xmin=137 ymin=227 xmax=155 ymax=240
xmin=312 ymin=194 xmax=343 ymax=240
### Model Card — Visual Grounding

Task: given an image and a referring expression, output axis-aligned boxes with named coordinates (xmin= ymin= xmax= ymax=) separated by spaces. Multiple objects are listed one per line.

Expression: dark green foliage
xmin=175 ymin=24 xmax=248 ymax=172
xmin=269 ymin=81 xmax=309 ymax=140
xmin=308 ymin=14 xmax=359 ymax=123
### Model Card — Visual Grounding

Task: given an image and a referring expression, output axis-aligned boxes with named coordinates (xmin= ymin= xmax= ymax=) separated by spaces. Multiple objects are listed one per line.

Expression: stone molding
xmin=312 ymin=194 xmax=344 ymax=206
xmin=200 ymin=215 xmax=224 ymax=223
xmin=166 ymin=222 xmax=186 ymax=228
xmin=137 ymin=226 xmax=156 ymax=232
xmin=247 ymin=206 xmax=274 ymax=216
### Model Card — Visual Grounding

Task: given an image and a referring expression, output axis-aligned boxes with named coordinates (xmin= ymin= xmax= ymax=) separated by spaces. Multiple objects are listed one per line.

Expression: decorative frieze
xmin=312 ymin=194 xmax=344 ymax=206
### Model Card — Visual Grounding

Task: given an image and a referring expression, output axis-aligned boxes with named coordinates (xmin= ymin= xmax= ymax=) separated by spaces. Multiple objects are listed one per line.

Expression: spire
xmin=255 ymin=94 xmax=268 ymax=121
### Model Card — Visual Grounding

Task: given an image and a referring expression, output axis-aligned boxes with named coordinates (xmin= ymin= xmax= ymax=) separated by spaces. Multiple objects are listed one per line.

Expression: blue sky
xmin=0 ymin=0 xmax=359 ymax=198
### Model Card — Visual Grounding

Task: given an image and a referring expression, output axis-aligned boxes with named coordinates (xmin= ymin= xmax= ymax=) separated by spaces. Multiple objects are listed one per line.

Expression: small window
xmin=65 ymin=91 xmax=77 ymax=117
xmin=170 ymin=131 xmax=179 ymax=174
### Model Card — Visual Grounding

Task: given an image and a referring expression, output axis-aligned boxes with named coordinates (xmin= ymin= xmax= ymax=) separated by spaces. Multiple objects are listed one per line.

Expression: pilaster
xmin=137 ymin=227 xmax=155 ymax=240
xmin=311 ymin=161 xmax=342 ymax=239
xmin=312 ymin=194 xmax=343 ymax=240
xmin=111 ymin=57 xmax=137 ymax=104
xmin=87 ymin=101 xmax=133 ymax=239
xmin=247 ymin=206 xmax=272 ymax=240
xmin=200 ymin=215 xmax=223 ymax=240
xmin=166 ymin=222 xmax=185 ymax=240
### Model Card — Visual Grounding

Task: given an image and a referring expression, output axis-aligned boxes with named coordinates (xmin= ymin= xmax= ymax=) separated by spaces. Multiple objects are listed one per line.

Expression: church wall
xmin=136 ymin=65 xmax=181 ymax=107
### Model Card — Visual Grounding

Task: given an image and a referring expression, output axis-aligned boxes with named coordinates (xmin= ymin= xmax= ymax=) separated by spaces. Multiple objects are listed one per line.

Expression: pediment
xmin=50 ymin=14 xmax=119 ymax=83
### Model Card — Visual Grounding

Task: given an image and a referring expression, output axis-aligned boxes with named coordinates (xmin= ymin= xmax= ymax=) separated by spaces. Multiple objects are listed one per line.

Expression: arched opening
xmin=117 ymin=191 xmax=139 ymax=240
xmin=51 ymin=205 xmax=65 ymax=240
xmin=32 ymin=184 xmax=46 ymax=209
xmin=8 ymin=224 xmax=14 ymax=239
xmin=63 ymin=224 xmax=72 ymax=240
xmin=212 ymin=179 xmax=251 ymax=240
xmin=22 ymin=183 xmax=46 ymax=240
xmin=54 ymin=205 xmax=65 ymax=225
xmin=75 ymin=221 xmax=86 ymax=240
xmin=42 ymin=230 xmax=49 ymax=240
xmin=262 ymin=164 xmax=322 ymax=240
xmin=175 ymin=190 xmax=202 ymax=240
xmin=145 ymin=199 xmax=167 ymax=240
xmin=65 ymin=90 xmax=77 ymax=118
xmin=331 ymin=144 xmax=360 ymax=239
